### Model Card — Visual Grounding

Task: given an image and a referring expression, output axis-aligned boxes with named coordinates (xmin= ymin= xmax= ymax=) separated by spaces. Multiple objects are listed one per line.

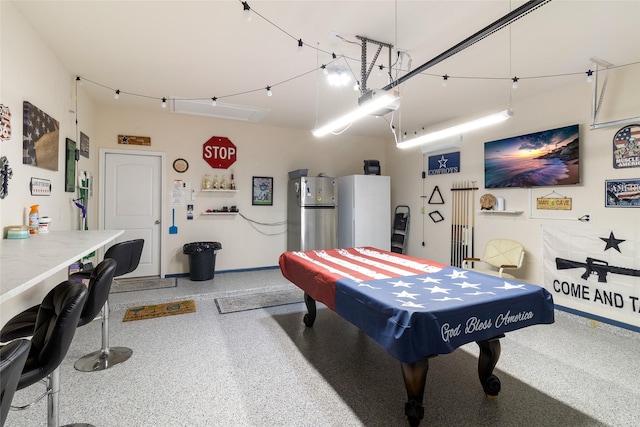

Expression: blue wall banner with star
xmin=542 ymin=225 xmax=640 ymax=330
xmin=427 ymin=152 xmax=460 ymax=175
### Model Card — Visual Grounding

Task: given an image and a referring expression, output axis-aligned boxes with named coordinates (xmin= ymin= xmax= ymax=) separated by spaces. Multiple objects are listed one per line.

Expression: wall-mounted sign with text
xmin=203 ymin=136 xmax=237 ymax=169
xmin=428 ymin=152 xmax=460 ymax=175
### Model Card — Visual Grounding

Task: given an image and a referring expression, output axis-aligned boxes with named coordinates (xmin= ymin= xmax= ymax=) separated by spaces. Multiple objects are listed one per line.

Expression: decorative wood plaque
xmin=118 ymin=135 xmax=151 ymax=146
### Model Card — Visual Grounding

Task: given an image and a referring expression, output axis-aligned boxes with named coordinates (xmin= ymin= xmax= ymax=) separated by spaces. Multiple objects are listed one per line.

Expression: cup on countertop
xmin=39 ymin=217 xmax=51 ymax=233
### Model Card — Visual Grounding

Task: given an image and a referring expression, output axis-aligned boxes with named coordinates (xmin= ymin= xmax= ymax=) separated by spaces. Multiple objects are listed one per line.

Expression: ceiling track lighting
xmin=441 ymin=75 xmax=449 ymax=87
xmin=396 ymin=110 xmax=513 ymax=150
xmin=511 ymin=77 xmax=519 ymax=89
xmin=76 ymin=76 xmax=83 ymax=86
xmin=321 ymin=64 xmax=329 ymax=75
xmin=211 ymin=97 xmax=217 ymax=107
xmin=114 ymin=89 xmax=120 ymax=99
xmin=242 ymin=1 xmax=251 ymax=21
xmin=266 ymin=86 xmax=272 ymax=97
xmin=161 ymin=97 xmax=167 ymax=108
xmin=297 ymin=39 xmax=303 ymax=54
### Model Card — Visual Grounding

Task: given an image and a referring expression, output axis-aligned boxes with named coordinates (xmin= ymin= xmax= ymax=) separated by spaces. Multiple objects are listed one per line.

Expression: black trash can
xmin=183 ymin=242 xmax=222 ymax=281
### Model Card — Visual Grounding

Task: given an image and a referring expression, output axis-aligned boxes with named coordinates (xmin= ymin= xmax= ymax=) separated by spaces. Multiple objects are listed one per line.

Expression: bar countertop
xmin=0 ymin=229 xmax=124 ymax=303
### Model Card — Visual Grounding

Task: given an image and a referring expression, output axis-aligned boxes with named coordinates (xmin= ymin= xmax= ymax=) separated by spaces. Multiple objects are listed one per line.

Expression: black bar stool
xmin=69 ymin=239 xmax=144 ymax=371
xmin=1 ymin=339 xmax=31 ymax=427
xmin=8 ymin=280 xmax=88 ymax=427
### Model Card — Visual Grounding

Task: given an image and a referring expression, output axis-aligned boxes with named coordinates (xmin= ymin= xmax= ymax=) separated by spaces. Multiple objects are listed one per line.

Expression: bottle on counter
xmin=230 ymin=170 xmax=236 ymax=190
xmin=202 ymin=174 xmax=211 ymax=190
xmin=28 ymin=204 xmax=40 ymax=234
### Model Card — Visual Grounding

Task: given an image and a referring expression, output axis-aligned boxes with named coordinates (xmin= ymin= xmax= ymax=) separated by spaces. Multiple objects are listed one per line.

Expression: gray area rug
xmin=215 ymin=289 xmax=305 ymax=314
xmin=110 ymin=277 xmax=177 ymax=293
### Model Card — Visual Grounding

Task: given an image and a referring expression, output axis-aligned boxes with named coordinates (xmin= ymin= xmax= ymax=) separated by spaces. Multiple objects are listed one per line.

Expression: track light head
xmin=512 ymin=77 xmax=519 ymax=89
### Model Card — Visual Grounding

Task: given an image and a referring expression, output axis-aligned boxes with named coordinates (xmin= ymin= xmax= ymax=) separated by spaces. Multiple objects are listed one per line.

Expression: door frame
xmin=99 ymin=148 xmax=166 ymax=278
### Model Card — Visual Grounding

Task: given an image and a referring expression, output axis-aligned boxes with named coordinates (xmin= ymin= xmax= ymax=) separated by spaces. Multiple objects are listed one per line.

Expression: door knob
xmin=155 ymin=220 xmax=161 ymax=224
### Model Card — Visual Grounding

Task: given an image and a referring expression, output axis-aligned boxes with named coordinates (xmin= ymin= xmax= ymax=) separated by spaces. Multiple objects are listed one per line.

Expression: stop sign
xmin=203 ymin=136 xmax=237 ymax=169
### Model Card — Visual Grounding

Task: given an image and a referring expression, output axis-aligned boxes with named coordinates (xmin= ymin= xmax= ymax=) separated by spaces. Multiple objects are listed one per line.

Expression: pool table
xmin=279 ymin=247 xmax=555 ymax=426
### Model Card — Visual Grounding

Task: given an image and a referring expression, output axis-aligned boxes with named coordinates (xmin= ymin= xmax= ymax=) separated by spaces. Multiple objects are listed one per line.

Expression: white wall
xmin=92 ymin=106 xmax=387 ymax=274
xmin=1 ymin=2 xmax=99 ymax=323
xmin=387 ymin=65 xmax=640 ymax=286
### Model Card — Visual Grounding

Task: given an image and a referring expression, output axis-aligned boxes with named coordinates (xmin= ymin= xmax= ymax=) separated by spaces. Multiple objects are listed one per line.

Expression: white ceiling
xmin=10 ymin=0 xmax=640 ymax=139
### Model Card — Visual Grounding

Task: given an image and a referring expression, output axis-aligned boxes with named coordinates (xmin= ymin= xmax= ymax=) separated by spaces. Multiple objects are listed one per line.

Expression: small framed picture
xmin=252 ymin=176 xmax=273 ymax=206
xmin=605 ymin=178 xmax=640 ymax=208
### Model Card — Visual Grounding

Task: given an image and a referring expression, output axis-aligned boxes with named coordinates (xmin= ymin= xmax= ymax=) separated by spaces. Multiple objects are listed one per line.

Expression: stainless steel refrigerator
xmin=287 ymin=176 xmax=337 ymax=251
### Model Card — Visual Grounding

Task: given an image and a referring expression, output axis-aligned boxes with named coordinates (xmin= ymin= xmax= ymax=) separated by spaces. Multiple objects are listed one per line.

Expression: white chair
xmin=462 ymin=239 xmax=525 ymax=279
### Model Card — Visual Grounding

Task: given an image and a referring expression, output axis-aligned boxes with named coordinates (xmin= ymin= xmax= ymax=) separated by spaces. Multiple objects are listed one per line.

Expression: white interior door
xmin=103 ymin=151 xmax=163 ymax=278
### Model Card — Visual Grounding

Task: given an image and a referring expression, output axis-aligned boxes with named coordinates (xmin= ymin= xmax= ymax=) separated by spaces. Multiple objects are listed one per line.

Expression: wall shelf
xmin=200 ymin=189 xmax=237 ymax=194
xmin=478 ymin=210 xmax=523 ymax=215
xmin=201 ymin=211 xmax=239 ymax=216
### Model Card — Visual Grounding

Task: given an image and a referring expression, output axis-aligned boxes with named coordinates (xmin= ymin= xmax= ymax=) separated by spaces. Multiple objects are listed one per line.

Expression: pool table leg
xmin=476 ymin=335 xmax=503 ymax=397
xmin=302 ymin=292 xmax=317 ymax=327
xmin=401 ymin=358 xmax=428 ymax=427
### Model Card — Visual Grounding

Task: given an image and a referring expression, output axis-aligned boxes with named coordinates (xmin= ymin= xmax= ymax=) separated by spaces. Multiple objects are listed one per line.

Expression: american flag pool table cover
xmin=279 ymin=247 xmax=555 ymax=363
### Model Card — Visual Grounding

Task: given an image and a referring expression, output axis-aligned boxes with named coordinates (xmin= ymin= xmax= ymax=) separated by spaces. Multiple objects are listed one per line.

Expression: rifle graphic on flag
xmin=555 ymin=257 xmax=640 ymax=283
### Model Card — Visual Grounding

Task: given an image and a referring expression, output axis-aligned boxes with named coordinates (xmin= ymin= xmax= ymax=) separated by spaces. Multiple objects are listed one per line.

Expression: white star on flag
xmin=396 ymin=300 xmax=426 ymax=308
xmin=423 ymin=285 xmax=451 ymax=294
xmin=445 ymin=270 xmax=468 ymax=279
xmin=432 ymin=296 xmax=463 ymax=302
xmin=418 ymin=276 xmax=442 ymax=284
xmin=393 ymin=290 xmax=420 ymax=299
xmin=453 ymin=281 xmax=481 ymax=289
xmin=495 ymin=281 xmax=526 ymax=290
xmin=389 ymin=280 xmax=413 ymax=288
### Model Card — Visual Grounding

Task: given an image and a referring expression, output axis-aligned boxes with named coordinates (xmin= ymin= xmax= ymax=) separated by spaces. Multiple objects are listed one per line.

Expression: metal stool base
xmin=74 ymin=347 xmax=133 ymax=372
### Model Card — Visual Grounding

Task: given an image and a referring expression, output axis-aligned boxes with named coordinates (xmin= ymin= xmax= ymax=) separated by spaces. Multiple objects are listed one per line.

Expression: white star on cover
xmin=453 ymin=281 xmax=481 ymax=289
xmin=418 ymin=276 xmax=441 ymax=284
xmin=495 ymin=281 xmax=526 ymax=290
xmin=444 ymin=270 xmax=468 ymax=279
xmin=423 ymin=285 xmax=451 ymax=294
xmin=389 ymin=280 xmax=414 ymax=288
xmin=393 ymin=290 xmax=420 ymax=299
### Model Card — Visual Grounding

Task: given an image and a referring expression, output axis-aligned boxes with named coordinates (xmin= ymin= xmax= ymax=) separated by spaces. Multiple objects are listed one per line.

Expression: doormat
xmin=215 ymin=290 xmax=304 ymax=314
xmin=123 ymin=300 xmax=196 ymax=322
xmin=111 ymin=277 xmax=177 ymax=293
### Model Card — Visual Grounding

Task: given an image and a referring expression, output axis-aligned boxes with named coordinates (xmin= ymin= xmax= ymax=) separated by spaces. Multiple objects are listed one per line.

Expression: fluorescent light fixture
xmin=396 ymin=110 xmax=513 ymax=149
xmin=420 ymin=135 xmax=463 ymax=154
xmin=312 ymin=90 xmax=400 ymax=137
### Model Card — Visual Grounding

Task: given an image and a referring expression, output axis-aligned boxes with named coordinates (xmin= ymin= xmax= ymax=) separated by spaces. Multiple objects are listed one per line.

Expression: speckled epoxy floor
xmin=5 ymin=269 xmax=640 ymax=426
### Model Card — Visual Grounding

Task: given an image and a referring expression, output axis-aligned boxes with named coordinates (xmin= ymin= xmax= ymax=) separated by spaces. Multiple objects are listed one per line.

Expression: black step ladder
xmin=391 ymin=205 xmax=410 ymax=254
